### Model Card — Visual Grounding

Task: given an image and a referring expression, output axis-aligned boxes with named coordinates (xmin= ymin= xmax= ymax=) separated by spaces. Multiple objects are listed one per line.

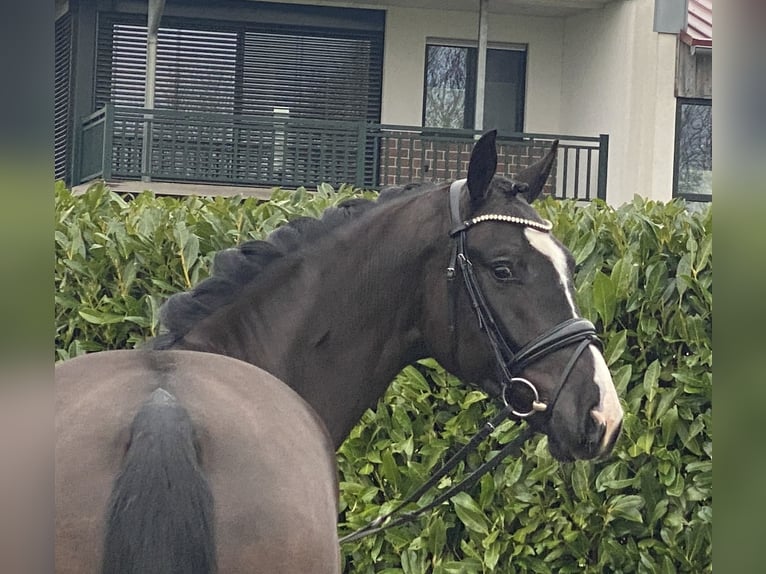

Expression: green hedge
xmin=55 ymin=182 xmax=712 ymax=573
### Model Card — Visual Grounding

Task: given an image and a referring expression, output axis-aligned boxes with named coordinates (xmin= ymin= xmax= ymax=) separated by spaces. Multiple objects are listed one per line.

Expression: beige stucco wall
xmin=560 ymin=0 xmax=678 ymax=205
xmin=381 ymin=6 xmax=565 ymax=134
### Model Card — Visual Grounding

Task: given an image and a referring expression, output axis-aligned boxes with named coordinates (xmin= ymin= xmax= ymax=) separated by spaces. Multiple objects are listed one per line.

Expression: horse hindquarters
xmin=101 ymin=388 xmax=216 ymax=574
xmin=56 ymin=350 xmax=341 ymax=574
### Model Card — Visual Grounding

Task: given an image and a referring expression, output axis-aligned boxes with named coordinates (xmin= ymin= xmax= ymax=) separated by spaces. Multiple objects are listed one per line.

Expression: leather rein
xmin=339 ymin=180 xmax=600 ymax=544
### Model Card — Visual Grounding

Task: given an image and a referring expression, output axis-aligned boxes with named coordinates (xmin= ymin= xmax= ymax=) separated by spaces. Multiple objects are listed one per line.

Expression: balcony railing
xmin=73 ymin=104 xmax=609 ymax=201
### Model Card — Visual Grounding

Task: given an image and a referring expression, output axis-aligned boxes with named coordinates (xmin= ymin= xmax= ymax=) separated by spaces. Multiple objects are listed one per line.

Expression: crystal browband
xmin=454 ymin=213 xmax=554 ymax=235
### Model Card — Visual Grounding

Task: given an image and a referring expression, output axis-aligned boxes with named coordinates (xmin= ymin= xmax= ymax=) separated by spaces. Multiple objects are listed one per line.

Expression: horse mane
xmin=151 ymin=183 xmax=432 ymax=349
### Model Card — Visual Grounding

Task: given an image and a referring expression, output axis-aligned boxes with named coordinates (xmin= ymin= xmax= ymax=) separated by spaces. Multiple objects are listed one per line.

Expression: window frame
xmin=673 ymin=96 xmax=712 ymax=202
xmin=421 ymin=39 xmax=527 ymax=132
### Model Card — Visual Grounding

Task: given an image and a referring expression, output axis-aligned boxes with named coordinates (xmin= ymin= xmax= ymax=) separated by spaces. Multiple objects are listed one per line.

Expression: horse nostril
xmin=589 ymin=407 xmax=623 ymax=456
xmin=586 ymin=412 xmax=607 ymax=451
xmin=591 ymin=409 xmax=607 ymax=427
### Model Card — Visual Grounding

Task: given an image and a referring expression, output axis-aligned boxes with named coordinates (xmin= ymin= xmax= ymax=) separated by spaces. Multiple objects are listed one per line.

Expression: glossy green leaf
xmin=608 ymin=494 xmax=645 ymax=523
xmin=592 ymin=271 xmax=617 ymax=327
xmin=451 ymin=492 xmax=489 ymax=535
xmin=643 ymin=359 xmax=661 ymax=402
xmin=77 ymin=309 xmax=127 ymax=325
xmin=603 ymin=329 xmax=627 ymax=367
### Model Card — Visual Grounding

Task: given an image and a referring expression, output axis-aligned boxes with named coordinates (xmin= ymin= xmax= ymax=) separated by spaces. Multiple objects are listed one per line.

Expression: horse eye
xmin=492 ymin=264 xmax=515 ymax=282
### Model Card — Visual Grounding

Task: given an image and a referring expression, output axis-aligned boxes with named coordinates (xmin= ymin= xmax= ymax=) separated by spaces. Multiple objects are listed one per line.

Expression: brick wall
xmin=377 ymin=133 xmax=557 ymax=197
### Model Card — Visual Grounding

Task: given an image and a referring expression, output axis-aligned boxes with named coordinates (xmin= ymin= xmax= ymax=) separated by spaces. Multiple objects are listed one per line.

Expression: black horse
xmin=55 ymin=131 xmax=623 ymax=573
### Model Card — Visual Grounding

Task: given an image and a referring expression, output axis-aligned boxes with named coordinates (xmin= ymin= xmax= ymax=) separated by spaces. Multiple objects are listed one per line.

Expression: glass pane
xmin=483 ymin=49 xmax=526 ymax=133
xmin=424 ymin=45 xmax=470 ymax=128
xmin=676 ymin=102 xmax=712 ymax=198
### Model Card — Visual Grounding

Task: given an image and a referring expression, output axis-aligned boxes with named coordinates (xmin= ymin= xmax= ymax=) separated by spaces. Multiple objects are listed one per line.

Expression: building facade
xmin=55 ymin=0 xmax=712 ymax=204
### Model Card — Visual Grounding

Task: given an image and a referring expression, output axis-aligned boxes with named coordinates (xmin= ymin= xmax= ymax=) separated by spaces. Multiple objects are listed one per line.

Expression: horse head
xmin=424 ymin=131 xmax=623 ymax=462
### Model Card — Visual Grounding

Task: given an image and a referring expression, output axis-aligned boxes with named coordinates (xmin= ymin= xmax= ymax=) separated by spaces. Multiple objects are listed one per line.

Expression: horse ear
xmin=513 ymin=140 xmax=559 ymax=203
xmin=466 ymin=130 xmax=498 ymax=208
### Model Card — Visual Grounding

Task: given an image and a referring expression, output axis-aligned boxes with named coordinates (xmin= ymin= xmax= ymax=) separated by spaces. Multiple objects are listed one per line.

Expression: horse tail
xmin=101 ymin=388 xmax=216 ymax=574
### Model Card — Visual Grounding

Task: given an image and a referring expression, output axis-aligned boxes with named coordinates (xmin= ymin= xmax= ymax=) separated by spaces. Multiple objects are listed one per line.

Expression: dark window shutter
xmin=96 ymin=14 xmax=382 ymax=122
xmin=55 ymin=12 xmax=73 ymax=182
xmin=96 ymin=18 xmax=239 ymax=112
xmin=239 ymin=29 xmax=380 ymax=121
xmin=94 ymin=10 xmax=383 ymax=186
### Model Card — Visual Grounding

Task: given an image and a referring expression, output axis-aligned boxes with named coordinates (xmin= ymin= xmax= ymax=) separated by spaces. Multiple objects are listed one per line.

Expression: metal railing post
xmin=597 ymin=133 xmax=609 ymax=201
xmin=355 ymin=121 xmax=367 ymax=186
xmin=102 ymin=103 xmax=114 ymax=181
xmin=141 ymin=110 xmax=154 ymax=182
xmin=71 ymin=112 xmax=81 ymax=185
xmin=370 ymin=125 xmax=380 ymax=188
xmin=474 ymin=0 xmax=488 ymax=131
xmin=141 ymin=0 xmax=165 ymax=183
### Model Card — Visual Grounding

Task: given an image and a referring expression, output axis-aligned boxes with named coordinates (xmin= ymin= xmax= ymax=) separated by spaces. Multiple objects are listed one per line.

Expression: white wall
xmin=560 ymin=0 xmax=678 ymax=205
xmin=381 ymin=6 xmax=565 ymax=133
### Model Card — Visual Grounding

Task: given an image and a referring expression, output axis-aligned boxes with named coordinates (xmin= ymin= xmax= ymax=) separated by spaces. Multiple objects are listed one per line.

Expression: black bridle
xmin=339 ymin=179 xmax=600 ymax=544
xmin=447 ymin=180 xmax=600 ymax=418
xmin=446 ymin=178 xmax=600 ymax=418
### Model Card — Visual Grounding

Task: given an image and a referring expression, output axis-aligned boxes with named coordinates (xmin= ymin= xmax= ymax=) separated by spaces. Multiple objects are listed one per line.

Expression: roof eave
xmin=680 ymin=31 xmax=713 ymax=51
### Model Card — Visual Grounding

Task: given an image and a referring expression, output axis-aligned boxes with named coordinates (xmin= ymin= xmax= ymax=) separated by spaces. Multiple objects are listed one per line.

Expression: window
xmin=674 ymin=98 xmax=712 ymax=201
xmin=424 ymin=42 xmax=526 ymax=132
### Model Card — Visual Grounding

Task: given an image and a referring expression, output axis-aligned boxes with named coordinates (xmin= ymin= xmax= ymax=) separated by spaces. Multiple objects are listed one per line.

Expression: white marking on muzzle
xmin=524 ymin=228 xmax=623 ymax=452
xmin=589 ymin=346 xmax=624 ymax=452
